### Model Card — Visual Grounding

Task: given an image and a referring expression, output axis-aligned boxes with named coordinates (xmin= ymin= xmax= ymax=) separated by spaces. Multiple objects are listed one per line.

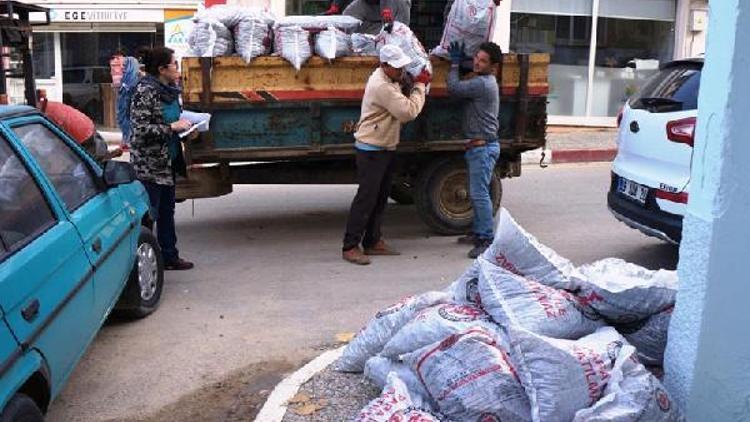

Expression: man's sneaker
xmin=165 ymin=258 xmax=194 ymax=271
xmin=456 ymin=233 xmax=477 ymax=245
xmin=467 ymin=239 xmax=492 ymax=259
xmin=343 ymin=247 xmax=371 ymax=265
xmin=364 ymin=239 xmax=401 ymax=256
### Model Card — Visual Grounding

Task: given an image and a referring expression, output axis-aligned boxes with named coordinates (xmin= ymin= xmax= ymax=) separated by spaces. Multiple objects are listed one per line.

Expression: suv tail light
xmin=616 ymin=106 xmax=624 ymax=127
xmin=666 ymin=117 xmax=696 ymax=146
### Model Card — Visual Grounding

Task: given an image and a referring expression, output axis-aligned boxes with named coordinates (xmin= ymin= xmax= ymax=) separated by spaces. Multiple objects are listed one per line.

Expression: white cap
xmin=379 ymin=45 xmax=411 ymax=69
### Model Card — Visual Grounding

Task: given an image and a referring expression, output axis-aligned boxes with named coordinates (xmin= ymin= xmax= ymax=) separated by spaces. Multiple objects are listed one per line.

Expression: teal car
xmin=0 ymin=106 xmax=164 ymax=420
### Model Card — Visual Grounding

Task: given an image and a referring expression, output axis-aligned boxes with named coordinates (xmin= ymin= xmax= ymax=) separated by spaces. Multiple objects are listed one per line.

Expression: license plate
xmin=617 ymin=177 xmax=649 ymax=204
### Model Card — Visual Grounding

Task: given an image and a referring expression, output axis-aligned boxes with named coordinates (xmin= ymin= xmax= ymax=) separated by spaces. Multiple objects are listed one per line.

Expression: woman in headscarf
xmin=116 ymin=54 xmax=142 ymax=150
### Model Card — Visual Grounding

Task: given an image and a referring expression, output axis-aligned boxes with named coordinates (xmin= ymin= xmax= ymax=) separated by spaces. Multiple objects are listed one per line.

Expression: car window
xmin=13 ymin=123 xmax=102 ymax=212
xmin=629 ymin=64 xmax=701 ymax=112
xmin=0 ymin=136 xmax=57 ymax=256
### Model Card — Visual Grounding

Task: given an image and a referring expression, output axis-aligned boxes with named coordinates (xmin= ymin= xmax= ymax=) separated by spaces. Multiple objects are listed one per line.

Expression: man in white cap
xmin=342 ymin=45 xmax=432 ymax=265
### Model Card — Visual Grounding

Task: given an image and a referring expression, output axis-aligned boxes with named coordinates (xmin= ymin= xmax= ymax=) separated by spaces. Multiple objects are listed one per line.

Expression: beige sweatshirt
xmin=354 ymin=68 xmax=426 ymax=150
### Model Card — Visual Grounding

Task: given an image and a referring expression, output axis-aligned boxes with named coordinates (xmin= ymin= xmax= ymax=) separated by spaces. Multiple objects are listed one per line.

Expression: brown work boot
xmin=343 ymin=247 xmax=371 ymax=265
xmin=364 ymin=240 xmax=401 ymax=256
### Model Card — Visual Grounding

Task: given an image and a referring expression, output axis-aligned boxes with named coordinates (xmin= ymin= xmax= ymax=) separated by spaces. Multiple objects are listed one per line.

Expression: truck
xmin=178 ymin=52 xmax=549 ymax=235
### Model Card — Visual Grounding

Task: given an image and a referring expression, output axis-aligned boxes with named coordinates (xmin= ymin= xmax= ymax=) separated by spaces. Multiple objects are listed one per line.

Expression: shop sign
xmin=164 ymin=9 xmax=197 ymax=63
xmin=50 ymin=8 xmax=165 ymax=23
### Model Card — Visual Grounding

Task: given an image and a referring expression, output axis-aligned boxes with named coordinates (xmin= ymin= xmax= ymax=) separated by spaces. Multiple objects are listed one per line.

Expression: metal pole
xmin=585 ymin=0 xmax=599 ymax=117
xmin=21 ymin=31 xmax=37 ymax=105
xmin=0 ymin=24 xmax=6 ymax=99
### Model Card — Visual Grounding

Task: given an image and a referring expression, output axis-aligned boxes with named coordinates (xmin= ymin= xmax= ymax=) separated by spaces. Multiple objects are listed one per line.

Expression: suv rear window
xmin=629 ymin=63 xmax=702 ymax=112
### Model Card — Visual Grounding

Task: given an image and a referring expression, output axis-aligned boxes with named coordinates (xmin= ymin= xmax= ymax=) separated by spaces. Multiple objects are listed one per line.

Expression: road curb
xmin=521 ymin=148 xmax=617 ymax=165
xmin=550 ymin=148 xmax=617 ymax=163
xmin=254 ymin=346 xmax=345 ymax=422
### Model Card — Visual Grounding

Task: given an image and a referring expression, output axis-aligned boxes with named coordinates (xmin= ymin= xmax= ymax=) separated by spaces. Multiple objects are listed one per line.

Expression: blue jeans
xmin=142 ymin=181 xmax=180 ymax=263
xmin=465 ymin=142 xmax=500 ymax=240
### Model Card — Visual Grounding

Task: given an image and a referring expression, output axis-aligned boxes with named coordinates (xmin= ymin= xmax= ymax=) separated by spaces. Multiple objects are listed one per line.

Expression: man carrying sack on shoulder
xmin=342 ymin=45 xmax=432 ymax=265
xmin=447 ymin=41 xmax=503 ymax=259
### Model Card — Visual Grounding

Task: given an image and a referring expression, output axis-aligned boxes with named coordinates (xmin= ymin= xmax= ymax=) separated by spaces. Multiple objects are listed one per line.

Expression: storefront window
xmin=61 ymin=31 xmax=159 ymax=125
xmin=511 ymin=13 xmax=593 ymax=116
xmin=32 ymin=32 xmax=55 ymax=79
xmin=511 ymin=0 xmax=676 ymax=121
xmin=591 ymin=17 xmax=674 ymax=116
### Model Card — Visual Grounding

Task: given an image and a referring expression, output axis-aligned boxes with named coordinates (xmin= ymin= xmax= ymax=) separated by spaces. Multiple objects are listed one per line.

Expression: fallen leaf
xmin=336 ymin=332 xmax=356 ymax=343
xmin=290 ymin=402 xmax=326 ymax=416
xmin=287 ymin=392 xmax=310 ymax=405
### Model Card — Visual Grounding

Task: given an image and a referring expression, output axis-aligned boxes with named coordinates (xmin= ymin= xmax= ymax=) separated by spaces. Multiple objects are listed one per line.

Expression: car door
xmin=9 ymin=118 xmax=137 ymax=323
xmin=0 ymin=131 xmax=95 ymax=398
xmin=0 ymin=240 xmax=23 ymax=404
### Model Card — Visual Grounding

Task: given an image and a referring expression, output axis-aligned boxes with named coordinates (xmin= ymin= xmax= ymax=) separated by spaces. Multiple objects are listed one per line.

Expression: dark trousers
xmin=343 ymin=149 xmax=397 ymax=251
xmin=142 ymin=180 xmax=180 ymax=263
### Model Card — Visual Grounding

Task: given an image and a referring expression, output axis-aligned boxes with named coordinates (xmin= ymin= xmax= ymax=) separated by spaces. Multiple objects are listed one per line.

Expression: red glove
xmin=323 ymin=3 xmax=340 ymax=15
xmin=381 ymin=7 xmax=393 ymax=22
xmin=414 ymin=69 xmax=432 ymax=85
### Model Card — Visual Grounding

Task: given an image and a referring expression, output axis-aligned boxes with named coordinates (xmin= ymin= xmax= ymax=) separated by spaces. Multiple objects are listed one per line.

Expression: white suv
xmin=608 ymin=59 xmax=702 ymax=244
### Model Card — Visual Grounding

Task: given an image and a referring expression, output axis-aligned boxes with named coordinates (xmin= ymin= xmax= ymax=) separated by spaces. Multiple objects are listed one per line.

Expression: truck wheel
xmin=0 ymin=394 xmax=44 ymax=422
xmin=114 ymin=227 xmax=164 ymax=319
xmin=414 ymin=157 xmax=502 ymax=235
xmin=389 ymin=181 xmax=414 ymax=205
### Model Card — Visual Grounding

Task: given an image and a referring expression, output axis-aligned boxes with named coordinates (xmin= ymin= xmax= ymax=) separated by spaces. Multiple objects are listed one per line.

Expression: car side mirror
xmin=103 ymin=160 xmax=136 ymax=187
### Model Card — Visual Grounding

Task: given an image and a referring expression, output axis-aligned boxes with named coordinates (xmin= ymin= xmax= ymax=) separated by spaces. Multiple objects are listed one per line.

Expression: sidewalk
xmin=101 ymin=127 xmax=619 ymax=164
xmin=521 ymin=127 xmax=618 ymax=165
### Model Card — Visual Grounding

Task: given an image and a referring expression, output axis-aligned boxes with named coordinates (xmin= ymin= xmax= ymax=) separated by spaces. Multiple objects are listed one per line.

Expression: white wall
xmin=231 ymin=0 xmax=286 ymax=17
xmin=674 ymin=0 xmax=708 ymax=59
xmin=491 ymin=0 xmax=511 ymax=54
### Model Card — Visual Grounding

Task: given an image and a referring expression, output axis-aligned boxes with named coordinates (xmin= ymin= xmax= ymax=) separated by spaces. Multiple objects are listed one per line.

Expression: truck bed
xmin=181 ymin=54 xmax=549 ymax=163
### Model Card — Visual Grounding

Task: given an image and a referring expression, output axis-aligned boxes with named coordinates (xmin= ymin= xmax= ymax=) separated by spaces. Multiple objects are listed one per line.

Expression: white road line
xmin=254 ymin=346 xmax=346 ymax=422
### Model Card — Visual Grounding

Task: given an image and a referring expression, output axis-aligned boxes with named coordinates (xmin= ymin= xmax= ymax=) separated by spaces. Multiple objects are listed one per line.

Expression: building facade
xmin=15 ymin=0 xmax=199 ymax=126
xmin=496 ymin=0 xmax=708 ymax=126
xmin=20 ymin=0 xmax=708 ymax=128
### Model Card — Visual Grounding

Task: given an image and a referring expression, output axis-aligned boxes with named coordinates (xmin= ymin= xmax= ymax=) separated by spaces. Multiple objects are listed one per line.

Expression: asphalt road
xmin=46 ymin=162 xmax=678 ymax=421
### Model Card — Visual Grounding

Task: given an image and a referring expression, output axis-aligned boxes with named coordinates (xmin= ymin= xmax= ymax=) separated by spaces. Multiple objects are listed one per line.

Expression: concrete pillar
xmin=491 ymin=0 xmax=511 ymax=54
xmin=663 ymin=1 xmax=750 ymax=420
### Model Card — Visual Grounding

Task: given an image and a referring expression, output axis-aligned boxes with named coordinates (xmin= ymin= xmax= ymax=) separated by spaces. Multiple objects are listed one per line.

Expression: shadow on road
xmin=111 ymin=360 xmax=301 ymax=422
xmin=615 ymin=242 xmax=680 ymax=270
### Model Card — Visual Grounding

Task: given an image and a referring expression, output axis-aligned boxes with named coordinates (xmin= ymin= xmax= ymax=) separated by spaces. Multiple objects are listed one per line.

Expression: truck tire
xmin=114 ymin=227 xmax=164 ymax=319
xmin=414 ymin=157 xmax=502 ymax=235
xmin=389 ymin=181 xmax=415 ymax=205
xmin=0 ymin=394 xmax=44 ymax=422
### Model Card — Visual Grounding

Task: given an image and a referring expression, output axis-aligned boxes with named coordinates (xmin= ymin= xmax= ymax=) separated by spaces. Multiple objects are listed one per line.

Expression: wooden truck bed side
xmin=180 ymin=54 xmax=549 ymax=163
